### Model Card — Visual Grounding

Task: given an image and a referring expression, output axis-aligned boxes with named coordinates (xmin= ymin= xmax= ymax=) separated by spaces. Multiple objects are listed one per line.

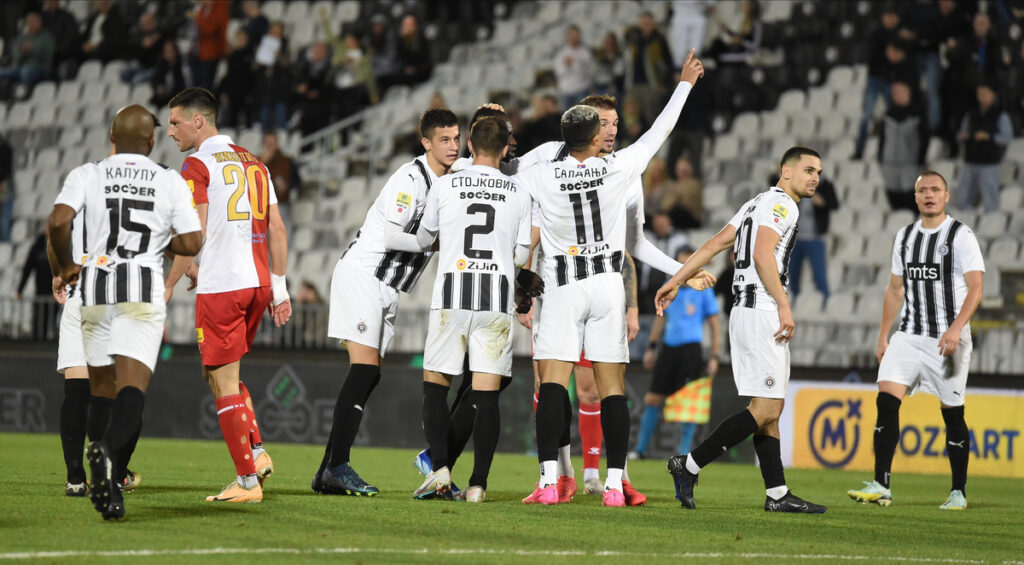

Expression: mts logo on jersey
xmin=456 ymin=258 xmax=498 ymax=272
xmin=906 ymin=262 xmax=940 ymax=281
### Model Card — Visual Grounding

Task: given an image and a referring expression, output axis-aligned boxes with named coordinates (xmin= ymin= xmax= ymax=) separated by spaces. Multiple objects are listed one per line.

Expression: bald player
xmin=49 ymin=104 xmax=203 ymax=519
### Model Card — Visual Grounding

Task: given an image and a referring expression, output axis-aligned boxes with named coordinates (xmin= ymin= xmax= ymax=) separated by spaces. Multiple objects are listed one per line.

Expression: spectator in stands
xmin=853 ymin=6 xmax=902 ymax=160
xmin=393 ymin=14 xmax=433 ymax=87
xmin=956 ymin=82 xmax=1014 ymax=212
xmin=16 ymin=227 xmax=57 ymax=341
xmin=669 ymin=0 xmax=712 ymax=63
xmin=667 ymin=71 xmax=711 ymax=181
xmin=0 ymin=132 xmax=11 ymax=241
xmin=637 ymin=212 xmax=689 ymax=314
xmin=619 ymin=94 xmax=647 ymax=145
xmin=241 ymin=0 xmax=269 ymax=55
xmin=261 ymin=131 xmax=302 ymax=230
xmin=707 ymin=0 xmax=762 ymax=66
xmin=665 ymin=156 xmax=704 ymax=229
xmin=41 ymin=0 xmax=79 ymax=80
xmin=625 ymin=11 xmax=674 ymax=126
xmin=295 ymin=41 xmax=333 ymax=137
xmin=365 ymin=13 xmax=397 ymax=91
xmin=256 ymin=22 xmax=292 ymax=132
xmin=189 ymin=0 xmax=229 ymax=91
xmin=80 ymin=0 xmax=128 ymax=63
xmin=879 ymin=80 xmax=929 ymax=211
xmin=593 ymin=32 xmax=626 ymax=101
xmin=515 ymin=93 xmax=561 ymax=154
xmin=790 ymin=173 xmax=839 ymax=308
xmin=150 ymin=39 xmax=186 ymax=107
xmin=217 ymin=29 xmax=256 ymax=129
xmin=553 ymin=24 xmax=595 ymax=110
xmin=898 ymin=0 xmax=943 ymax=131
xmin=0 ymin=12 xmax=54 ymax=93
xmin=642 ymin=157 xmax=673 ymax=215
xmin=322 ymin=7 xmax=378 ymax=121
xmin=121 ymin=11 xmax=165 ymax=86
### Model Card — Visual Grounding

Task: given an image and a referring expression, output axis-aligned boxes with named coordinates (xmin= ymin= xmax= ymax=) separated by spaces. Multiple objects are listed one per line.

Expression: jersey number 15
xmin=223 ymin=163 xmax=269 ymax=221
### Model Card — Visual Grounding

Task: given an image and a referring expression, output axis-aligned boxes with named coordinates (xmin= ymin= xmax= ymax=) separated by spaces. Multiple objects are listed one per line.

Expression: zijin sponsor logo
xmin=456 ymin=258 xmax=498 ymax=272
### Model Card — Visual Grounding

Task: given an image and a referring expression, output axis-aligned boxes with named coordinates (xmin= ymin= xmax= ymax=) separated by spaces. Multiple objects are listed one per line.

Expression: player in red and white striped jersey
xmin=165 ymin=88 xmax=291 ymax=504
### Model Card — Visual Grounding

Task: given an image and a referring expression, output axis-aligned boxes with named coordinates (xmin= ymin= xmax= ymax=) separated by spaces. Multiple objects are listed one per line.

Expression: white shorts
xmin=533 ymin=274 xmax=627 ymax=364
xmin=327 ymin=259 xmax=400 ymax=355
xmin=81 ymin=302 xmax=167 ymax=373
xmin=57 ymin=292 xmax=86 ymax=374
xmin=878 ymin=330 xmax=972 ymax=407
xmin=729 ymin=307 xmax=790 ymax=399
xmin=424 ymin=309 xmax=514 ymax=377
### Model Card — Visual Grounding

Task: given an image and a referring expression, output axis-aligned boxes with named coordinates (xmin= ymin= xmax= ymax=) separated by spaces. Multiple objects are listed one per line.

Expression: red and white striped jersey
xmin=181 ymin=135 xmax=279 ymax=295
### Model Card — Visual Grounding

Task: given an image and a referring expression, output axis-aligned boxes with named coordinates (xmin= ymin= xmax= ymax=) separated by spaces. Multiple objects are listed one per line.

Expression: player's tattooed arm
xmin=622 ymin=252 xmax=638 ymax=309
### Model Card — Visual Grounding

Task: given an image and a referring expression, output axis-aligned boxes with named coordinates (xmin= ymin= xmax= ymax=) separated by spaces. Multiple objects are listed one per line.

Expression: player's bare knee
xmin=88 ymin=366 xmax=117 ymax=398
xmin=424 ymin=370 xmax=451 ymax=387
xmin=877 ymin=380 xmax=908 ymax=401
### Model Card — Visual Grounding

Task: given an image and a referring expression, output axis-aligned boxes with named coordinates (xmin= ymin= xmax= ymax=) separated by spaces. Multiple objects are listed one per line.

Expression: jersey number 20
xmin=223 ymin=163 xmax=269 ymax=221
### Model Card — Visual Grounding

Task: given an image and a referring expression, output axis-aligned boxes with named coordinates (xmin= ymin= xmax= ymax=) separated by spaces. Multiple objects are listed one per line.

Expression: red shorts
xmin=195 ymin=287 xmax=272 ymax=366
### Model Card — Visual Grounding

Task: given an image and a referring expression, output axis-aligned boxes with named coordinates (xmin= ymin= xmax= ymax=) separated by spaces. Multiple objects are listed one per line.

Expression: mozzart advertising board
xmin=779 ymin=382 xmax=1023 ymax=478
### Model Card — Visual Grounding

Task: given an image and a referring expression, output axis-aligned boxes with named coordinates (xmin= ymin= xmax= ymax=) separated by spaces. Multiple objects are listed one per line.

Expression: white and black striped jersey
xmin=54 ymin=153 xmax=202 ymax=306
xmin=421 ymin=164 xmax=532 ymax=313
xmin=341 ymin=155 xmax=439 ymax=293
xmin=727 ymin=187 xmax=800 ymax=311
xmin=65 ymin=213 xmax=86 ymax=299
xmin=891 ymin=216 xmax=985 ymax=338
xmin=514 ymin=142 xmax=646 ymax=289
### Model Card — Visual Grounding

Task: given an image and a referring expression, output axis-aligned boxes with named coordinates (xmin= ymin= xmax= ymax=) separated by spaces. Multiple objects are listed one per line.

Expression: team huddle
xmin=47 ymin=49 xmax=984 ymax=520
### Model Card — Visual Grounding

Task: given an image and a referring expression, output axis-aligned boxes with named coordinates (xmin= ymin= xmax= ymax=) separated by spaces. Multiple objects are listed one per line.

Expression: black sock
xmin=327 ymin=364 xmax=380 ymax=467
xmin=116 ymin=420 xmax=143 ymax=482
xmin=753 ymin=434 xmax=786 ymax=491
xmin=87 ymin=396 xmax=113 ymax=443
xmin=60 ymin=379 xmax=90 ymax=483
xmin=102 ymin=387 xmax=146 ymax=472
xmin=468 ymin=390 xmax=501 ymax=490
xmin=559 ymin=385 xmax=572 ymax=449
xmin=600 ymin=395 xmax=629 ymax=470
xmin=941 ymin=405 xmax=969 ymax=495
xmin=536 ymin=383 xmax=566 ymax=463
xmin=690 ymin=409 xmax=759 ymax=468
xmin=874 ymin=392 xmax=901 ymax=488
xmin=422 ymin=382 xmax=451 ymax=471
xmin=445 ymin=379 xmax=476 ymax=470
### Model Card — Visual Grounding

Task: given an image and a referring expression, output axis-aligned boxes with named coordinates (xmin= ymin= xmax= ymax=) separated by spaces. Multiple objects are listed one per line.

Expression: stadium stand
xmin=1 ymin=0 xmax=1022 ymax=375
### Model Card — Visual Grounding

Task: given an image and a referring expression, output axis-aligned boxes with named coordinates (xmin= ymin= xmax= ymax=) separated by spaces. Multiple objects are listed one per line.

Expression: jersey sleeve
xmin=419 ymin=184 xmax=440 ymax=233
xmin=703 ymin=288 xmax=720 ymax=316
xmin=516 ymin=193 xmax=533 ymax=247
xmin=727 ymin=206 xmax=746 ymax=229
xmin=891 ymin=228 xmax=905 ymax=276
xmin=169 ymin=172 xmax=203 ymax=235
xmin=516 ymin=141 xmax=561 ymax=173
xmin=450 ymin=157 xmax=472 ymax=173
xmin=756 ymin=195 xmax=797 ymax=236
xmin=954 ymin=227 xmax=985 ymax=273
xmin=53 ymin=165 xmax=89 ymax=212
xmin=181 ymin=156 xmax=211 ymax=205
xmin=383 ymin=169 xmax=420 ymax=228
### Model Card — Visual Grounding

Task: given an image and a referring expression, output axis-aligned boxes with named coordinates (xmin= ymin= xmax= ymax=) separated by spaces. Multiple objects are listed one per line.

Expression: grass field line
xmin=0 ymin=547 xmax=998 ymax=562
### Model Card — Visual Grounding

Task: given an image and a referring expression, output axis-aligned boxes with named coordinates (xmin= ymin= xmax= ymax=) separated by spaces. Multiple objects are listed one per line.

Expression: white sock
xmin=622 ymin=462 xmax=630 ymax=482
xmin=605 ymin=468 xmax=623 ymax=492
xmin=685 ymin=453 xmax=702 ymax=475
xmin=540 ymin=460 xmax=559 ymax=487
xmin=557 ymin=444 xmax=574 ymax=478
xmin=583 ymin=468 xmax=600 ymax=482
xmin=766 ymin=485 xmax=789 ymax=500
xmin=238 ymin=474 xmax=259 ymax=488
xmin=251 ymin=446 xmax=266 ymax=459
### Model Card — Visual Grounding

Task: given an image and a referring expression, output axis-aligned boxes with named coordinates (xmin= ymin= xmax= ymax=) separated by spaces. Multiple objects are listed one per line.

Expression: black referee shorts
xmin=649 ymin=342 xmax=704 ymax=396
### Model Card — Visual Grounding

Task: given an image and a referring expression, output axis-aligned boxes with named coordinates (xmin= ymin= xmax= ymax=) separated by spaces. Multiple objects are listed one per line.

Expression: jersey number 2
xmin=569 ymin=190 xmax=603 ymax=244
xmin=223 ymin=163 xmax=269 ymax=221
xmin=734 ymin=217 xmax=754 ymax=269
xmin=463 ymin=203 xmax=495 ymax=259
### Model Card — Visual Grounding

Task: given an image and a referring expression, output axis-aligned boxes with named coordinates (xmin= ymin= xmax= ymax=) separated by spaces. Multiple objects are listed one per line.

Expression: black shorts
xmin=649 ymin=342 xmax=704 ymax=396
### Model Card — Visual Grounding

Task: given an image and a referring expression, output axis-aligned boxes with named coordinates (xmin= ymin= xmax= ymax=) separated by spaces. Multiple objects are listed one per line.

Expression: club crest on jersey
xmin=939 ymin=244 xmax=950 ymax=256
xmin=356 ymin=321 xmax=367 ymax=333
xmin=764 ymin=376 xmax=776 ymax=388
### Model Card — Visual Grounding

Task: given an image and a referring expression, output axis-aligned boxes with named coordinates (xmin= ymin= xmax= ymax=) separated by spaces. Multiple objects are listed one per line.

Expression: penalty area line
xmin=0 ymin=547 xmax=990 ymax=562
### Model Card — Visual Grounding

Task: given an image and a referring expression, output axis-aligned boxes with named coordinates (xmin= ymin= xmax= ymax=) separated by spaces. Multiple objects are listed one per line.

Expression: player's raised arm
xmin=655 ymin=225 xmax=735 ymax=315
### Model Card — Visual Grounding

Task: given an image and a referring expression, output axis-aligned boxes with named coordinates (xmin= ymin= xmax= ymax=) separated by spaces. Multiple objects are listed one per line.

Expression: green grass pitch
xmin=1 ymin=432 xmax=1022 ymax=564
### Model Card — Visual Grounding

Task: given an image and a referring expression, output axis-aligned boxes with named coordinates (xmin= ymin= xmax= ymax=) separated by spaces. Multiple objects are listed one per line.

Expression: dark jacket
xmin=879 ymin=99 xmax=929 ymax=165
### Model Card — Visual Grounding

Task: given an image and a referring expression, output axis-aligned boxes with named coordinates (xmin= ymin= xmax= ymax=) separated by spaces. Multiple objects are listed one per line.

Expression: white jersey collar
xmin=197 ymin=134 xmax=234 ymax=152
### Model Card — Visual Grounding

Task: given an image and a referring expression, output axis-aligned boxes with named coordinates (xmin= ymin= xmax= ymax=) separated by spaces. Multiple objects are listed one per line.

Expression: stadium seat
xmin=711 ymin=135 xmax=741 ymax=161
xmin=81 ymin=82 xmax=108 ymax=105
xmin=292 ymin=201 xmax=316 ymax=226
xmin=999 ymin=185 xmax=1023 ymax=209
xmin=101 ymin=61 xmax=126 ymax=83
xmin=33 ymin=105 xmax=57 ymax=127
xmin=759 ymin=112 xmax=789 ymax=137
xmin=818 ymin=113 xmax=847 ymax=141
xmin=999 ymin=162 xmax=1018 ymax=187
xmin=1005 ymin=138 xmax=1024 ymax=166
xmin=776 ymin=89 xmax=806 ymax=115
xmin=262 ymin=0 xmax=284 ymax=21
xmin=29 ymin=81 xmax=56 ymax=104
xmin=34 ymin=147 xmax=60 ymax=170
xmin=987 ymin=238 xmax=1019 ymax=266
xmin=976 ymin=211 xmax=1008 ymax=240
xmin=107 ymin=83 xmax=131 ymax=106
xmin=790 ymin=115 xmax=819 ymax=143
xmin=77 ymin=60 xmax=102 ymax=82
xmin=6 ymin=102 xmax=32 ymax=128
xmin=884 ymin=209 xmax=915 ymax=232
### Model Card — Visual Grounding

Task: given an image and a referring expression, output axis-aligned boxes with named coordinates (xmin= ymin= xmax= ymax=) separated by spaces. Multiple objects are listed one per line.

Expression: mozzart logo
xmin=808 ymin=398 xmax=862 ymax=468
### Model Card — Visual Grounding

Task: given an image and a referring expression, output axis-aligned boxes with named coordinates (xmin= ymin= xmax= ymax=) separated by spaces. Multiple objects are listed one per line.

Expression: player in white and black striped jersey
xmin=518 ymin=50 xmax=712 ymax=507
xmin=314 ymin=108 xmax=461 ymax=496
xmin=848 ymin=171 xmax=984 ymax=510
xmin=388 ymin=116 xmax=534 ymax=502
xmin=48 ymin=105 xmax=203 ymax=519
xmin=659 ymin=146 xmax=827 ymax=514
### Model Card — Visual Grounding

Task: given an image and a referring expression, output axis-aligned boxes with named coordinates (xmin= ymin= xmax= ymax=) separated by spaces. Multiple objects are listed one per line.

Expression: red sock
xmin=533 ymin=391 xmax=539 ymax=413
xmin=238 ymin=381 xmax=263 ymax=447
xmin=216 ymin=394 xmax=256 ymax=476
xmin=579 ymin=403 xmax=602 ymax=471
